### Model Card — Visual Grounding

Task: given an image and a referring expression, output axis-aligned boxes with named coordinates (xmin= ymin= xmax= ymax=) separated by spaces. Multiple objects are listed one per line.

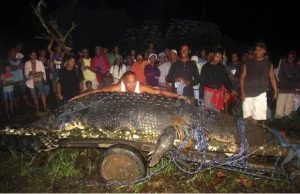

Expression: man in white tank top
xmin=70 ymin=71 xmax=185 ymax=101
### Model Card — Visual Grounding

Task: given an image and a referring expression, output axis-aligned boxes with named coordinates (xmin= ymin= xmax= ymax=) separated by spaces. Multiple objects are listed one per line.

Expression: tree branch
xmin=33 ymin=0 xmax=76 ymax=47
xmin=63 ymin=22 xmax=77 ymax=42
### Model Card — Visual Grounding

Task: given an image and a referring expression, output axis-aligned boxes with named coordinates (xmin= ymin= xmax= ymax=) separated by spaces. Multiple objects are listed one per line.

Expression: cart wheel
xmin=98 ymin=144 xmax=147 ymax=183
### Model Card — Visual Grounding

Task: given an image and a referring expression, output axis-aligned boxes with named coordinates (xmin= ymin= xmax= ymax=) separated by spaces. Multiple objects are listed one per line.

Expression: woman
xmin=109 ymin=55 xmax=127 ymax=84
xmin=130 ymin=53 xmax=149 ymax=84
xmin=144 ymin=53 xmax=160 ymax=88
xmin=124 ymin=54 xmax=134 ymax=71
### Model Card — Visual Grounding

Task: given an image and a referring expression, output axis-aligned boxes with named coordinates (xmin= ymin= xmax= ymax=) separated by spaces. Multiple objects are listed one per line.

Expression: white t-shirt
xmin=109 ymin=64 xmax=127 ymax=84
xmin=158 ymin=62 xmax=171 ymax=83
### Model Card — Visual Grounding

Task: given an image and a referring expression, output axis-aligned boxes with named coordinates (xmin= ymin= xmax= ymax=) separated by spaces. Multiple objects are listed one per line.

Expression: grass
xmin=0 ymin=147 xmax=299 ymax=193
xmin=277 ymin=111 xmax=300 ymax=130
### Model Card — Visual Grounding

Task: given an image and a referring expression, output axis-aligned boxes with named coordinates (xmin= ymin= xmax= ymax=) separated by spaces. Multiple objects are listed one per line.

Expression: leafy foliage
xmin=124 ymin=21 xmax=162 ymax=52
xmin=123 ymin=19 xmax=222 ymax=52
xmin=165 ymin=19 xmax=221 ymax=49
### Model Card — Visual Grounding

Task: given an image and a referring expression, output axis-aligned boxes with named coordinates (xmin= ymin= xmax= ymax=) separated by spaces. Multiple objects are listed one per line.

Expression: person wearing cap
xmin=144 ymin=53 xmax=160 ymax=88
xmin=170 ymin=49 xmax=179 ymax=63
xmin=158 ymin=52 xmax=171 ymax=90
xmin=80 ymin=49 xmax=99 ymax=90
xmin=240 ymin=41 xmax=278 ymax=124
xmin=166 ymin=44 xmax=200 ymax=99
xmin=91 ymin=46 xmax=111 ymax=89
xmin=191 ymin=56 xmax=203 ymax=100
xmin=275 ymin=51 xmax=297 ymax=118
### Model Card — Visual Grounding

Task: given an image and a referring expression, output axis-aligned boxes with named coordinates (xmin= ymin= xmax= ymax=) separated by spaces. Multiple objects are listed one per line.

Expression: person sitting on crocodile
xmin=70 ymin=71 xmax=186 ymax=101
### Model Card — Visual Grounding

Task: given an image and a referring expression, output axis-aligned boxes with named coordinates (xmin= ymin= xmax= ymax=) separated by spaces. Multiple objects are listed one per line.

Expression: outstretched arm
xmin=69 ymin=83 xmax=121 ymax=101
xmin=140 ymin=83 xmax=185 ymax=99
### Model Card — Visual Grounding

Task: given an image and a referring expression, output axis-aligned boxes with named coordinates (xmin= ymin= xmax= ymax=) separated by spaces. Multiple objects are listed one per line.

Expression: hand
xmin=273 ymin=91 xmax=278 ymax=100
xmin=69 ymin=92 xmax=90 ymax=102
xmin=57 ymin=94 xmax=63 ymax=101
xmin=230 ymin=89 xmax=238 ymax=97
xmin=177 ymin=95 xmax=186 ymax=100
xmin=82 ymin=66 xmax=90 ymax=70
xmin=241 ymin=92 xmax=246 ymax=101
xmin=183 ymin=79 xmax=191 ymax=86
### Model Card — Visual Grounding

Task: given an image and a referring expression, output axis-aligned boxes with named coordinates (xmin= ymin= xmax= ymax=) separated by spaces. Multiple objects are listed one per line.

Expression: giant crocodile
xmin=1 ymin=92 xmax=299 ymax=166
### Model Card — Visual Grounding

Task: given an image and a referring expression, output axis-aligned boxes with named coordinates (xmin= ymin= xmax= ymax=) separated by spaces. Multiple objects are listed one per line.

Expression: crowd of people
xmin=1 ymin=40 xmax=300 ymax=124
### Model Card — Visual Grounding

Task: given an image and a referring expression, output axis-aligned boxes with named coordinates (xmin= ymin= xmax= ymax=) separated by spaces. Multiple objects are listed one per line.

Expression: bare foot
xmin=44 ymin=108 xmax=51 ymax=112
xmin=27 ymin=103 xmax=34 ymax=107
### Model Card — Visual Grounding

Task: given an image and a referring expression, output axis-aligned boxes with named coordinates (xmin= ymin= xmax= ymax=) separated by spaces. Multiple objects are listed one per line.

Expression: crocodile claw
xmin=147 ymin=149 xmax=162 ymax=167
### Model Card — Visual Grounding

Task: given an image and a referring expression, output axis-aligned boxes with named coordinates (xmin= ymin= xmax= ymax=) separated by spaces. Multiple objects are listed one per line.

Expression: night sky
xmin=0 ymin=0 xmax=298 ymax=56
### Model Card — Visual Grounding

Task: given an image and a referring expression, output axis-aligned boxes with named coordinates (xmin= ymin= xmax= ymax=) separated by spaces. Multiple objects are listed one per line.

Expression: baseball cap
xmin=191 ymin=56 xmax=199 ymax=62
xmin=158 ymin=52 xmax=166 ymax=58
xmin=170 ymin=49 xmax=177 ymax=55
xmin=148 ymin=53 xmax=157 ymax=60
xmin=82 ymin=48 xmax=89 ymax=53
xmin=95 ymin=46 xmax=102 ymax=51
xmin=255 ymin=41 xmax=266 ymax=50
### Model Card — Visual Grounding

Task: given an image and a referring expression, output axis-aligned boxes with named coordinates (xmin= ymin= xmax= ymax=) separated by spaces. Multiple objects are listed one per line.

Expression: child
xmin=1 ymin=64 xmax=15 ymax=118
xmin=84 ymin=81 xmax=93 ymax=93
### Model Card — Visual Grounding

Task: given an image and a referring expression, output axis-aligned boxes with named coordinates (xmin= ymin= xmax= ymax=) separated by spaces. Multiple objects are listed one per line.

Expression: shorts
xmin=30 ymin=81 xmax=45 ymax=100
xmin=3 ymin=91 xmax=14 ymax=100
xmin=14 ymin=81 xmax=27 ymax=96
xmin=242 ymin=92 xmax=267 ymax=120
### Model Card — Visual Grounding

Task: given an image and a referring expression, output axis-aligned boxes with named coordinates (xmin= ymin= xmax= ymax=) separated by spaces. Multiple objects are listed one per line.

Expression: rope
xmin=272 ymin=128 xmax=300 ymax=168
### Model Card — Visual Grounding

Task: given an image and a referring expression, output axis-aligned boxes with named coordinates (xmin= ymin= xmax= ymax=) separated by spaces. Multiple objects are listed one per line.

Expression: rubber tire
xmin=98 ymin=144 xmax=147 ymax=183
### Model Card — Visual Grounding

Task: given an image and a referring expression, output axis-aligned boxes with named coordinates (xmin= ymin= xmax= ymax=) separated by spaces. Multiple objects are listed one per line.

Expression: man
xmin=198 ymin=49 xmax=207 ymax=65
xmin=91 ymin=46 xmax=111 ymax=89
xmin=169 ymin=49 xmax=179 ymax=64
xmin=57 ymin=55 xmax=83 ymax=103
xmin=24 ymin=51 xmax=49 ymax=112
xmin=276 ymin=51 xmax=297 ymax=118
xmin=199 ymin=49 xmax=237 ymax=112
xmin=8 ymin=48 xmax=32 ymax=107
xmin=70 ymin=71 xmax=185 ymax=101
xmin=167 ymin=45 xmax=200 ymax=99
xmin=240 ymin=42 xmax=278 ymax=124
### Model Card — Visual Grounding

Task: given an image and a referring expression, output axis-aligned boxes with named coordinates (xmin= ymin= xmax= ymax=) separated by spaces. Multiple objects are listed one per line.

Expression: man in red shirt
xmin=91 ymin=46 xmax=111 ymax=89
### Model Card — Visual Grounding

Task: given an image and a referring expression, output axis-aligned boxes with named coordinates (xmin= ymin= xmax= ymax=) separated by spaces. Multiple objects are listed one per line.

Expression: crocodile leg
xmin=148 ymin=126 xmax=176 ymax=167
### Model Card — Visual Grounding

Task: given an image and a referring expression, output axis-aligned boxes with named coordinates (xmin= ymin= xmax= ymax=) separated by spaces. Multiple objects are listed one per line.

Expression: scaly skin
xmin=0 ymin=92 xmax=293 ymax=166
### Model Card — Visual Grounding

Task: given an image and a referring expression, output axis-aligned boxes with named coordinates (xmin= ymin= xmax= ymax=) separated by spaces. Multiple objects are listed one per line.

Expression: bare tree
xmin=33 ymin=0 xmax=76 ymax=47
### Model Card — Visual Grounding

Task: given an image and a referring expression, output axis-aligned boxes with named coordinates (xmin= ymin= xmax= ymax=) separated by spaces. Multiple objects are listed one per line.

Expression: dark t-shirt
xmin=57 ymin=67 xmax=82 ymax=101
xmin=278 ymin=62 xmax=297 ymax=89
xmin=244 ymin=59 xmax=272 ymax=97
xmin=166 ymin=60 xmax=200 ymax=97
xmin=199 ymin=63 xmax=233 ymax=99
